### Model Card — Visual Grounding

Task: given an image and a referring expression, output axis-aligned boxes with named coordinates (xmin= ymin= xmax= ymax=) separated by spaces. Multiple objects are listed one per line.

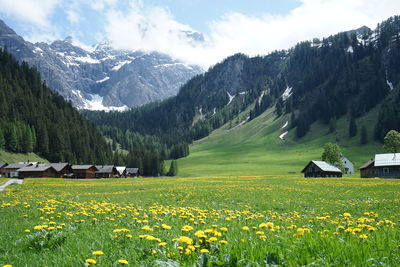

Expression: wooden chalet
xmin=3 ymin=162 xmax=34 ymax=178
xmin=0 ymin=162 xmax=7 ymax=177
xmin=51 ymin=163 xmax=73 ymax=178
xmin=95 ymin=165 xmax=118 ymax=178
xmin=116 ymin=166 xmax=126 ymax=177
xmin=126 ymin=168 xmax=139 ymax=178
xmin=360 ymin=153 xmax=400 ymax=178
xmin=71 ymin=165 xmax=98 ymax=178
xmin=359 ymin=159 xmax=375 ymax=178
xmin=17 ymin=164 xmax=57 ymax=178
xmin=301 ymin=160 xmax=342 ymax=178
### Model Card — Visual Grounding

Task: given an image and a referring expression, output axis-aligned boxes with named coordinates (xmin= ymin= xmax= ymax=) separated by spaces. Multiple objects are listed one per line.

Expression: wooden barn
xmin=0 ymin=162 xmax=7 ymax=177
xmin=359 ymin=159 xmax=376 ymax=178
xmin=50 ymin=163 xmax=73 ymax=178
xmin=126 ymin=168 xmax=139 ymax=178
xmin=71 ymin=165 xmax=98 ymax=178
xmin=301 ymin=160 xmax=342 ymax=178
xmin=360 ymin=153 xmax=400 ymax=178
xmin=95 ymin=165 xmax=118 ymax=178
xmin=3 ymin=162 xmax=33 ymax=178
xmin=17 ymin=164 xmax=57 ymax=178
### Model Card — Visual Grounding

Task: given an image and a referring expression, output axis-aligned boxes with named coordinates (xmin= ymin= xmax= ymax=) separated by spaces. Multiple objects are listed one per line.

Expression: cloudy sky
xmin=0 ymin=0 xmax=400 ymax=67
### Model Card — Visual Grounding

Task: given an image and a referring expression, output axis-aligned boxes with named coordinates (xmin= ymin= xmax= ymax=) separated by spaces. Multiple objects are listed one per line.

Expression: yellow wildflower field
xmin=0 ymin=175 xmax=399 ymax=266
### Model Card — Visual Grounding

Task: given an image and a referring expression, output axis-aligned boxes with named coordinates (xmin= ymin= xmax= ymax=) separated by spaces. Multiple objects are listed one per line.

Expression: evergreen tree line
xmin=0 ymin=48 xmax=113 ymax=164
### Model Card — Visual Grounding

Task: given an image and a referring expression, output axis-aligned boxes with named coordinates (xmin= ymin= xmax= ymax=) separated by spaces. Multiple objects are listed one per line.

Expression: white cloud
xmin=104 ymin=0 xmax=400 ymax=68
xmin=0 ymin=0 xmax=59 ymax=27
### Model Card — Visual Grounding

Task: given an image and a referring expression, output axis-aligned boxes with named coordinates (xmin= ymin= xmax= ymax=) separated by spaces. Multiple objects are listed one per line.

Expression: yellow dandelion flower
xmin=161 ymin=224 xmax=172 ymax=230
xmin=219 ymin=240 xmax=228 ymax=245
xmin=200 ymin=249 xmax=209 ymax=253
xmin=181 ymin=225 xmax=193 ymax=232
xmin=24 ymin=229 xmax=30 ymax=233
xmin=159 ymin=242 xmax=167 ymax=246
xmin=220 ymin=227 xmax=228 ymax=232
xmin=92 ymin=251 xmax=104 ymax=256
xmin=118 ymin=259 xmax=128 ymax=265
xmin=85 ymin=258 xmax=96 ymax=266
xmin=2 ymin=265 xmax=12 ymax=267
xmin=242 ymin=226 xmax=249 ymax=231
xmin=359 ymin=234 xmax=368 ymax=239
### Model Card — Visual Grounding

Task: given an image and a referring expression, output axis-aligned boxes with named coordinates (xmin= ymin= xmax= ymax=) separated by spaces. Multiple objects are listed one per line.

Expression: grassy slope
xmin=178 ymin=105 xmax=382 ymax=177
xmin=0 ymin=150 xmax=48 ymax=164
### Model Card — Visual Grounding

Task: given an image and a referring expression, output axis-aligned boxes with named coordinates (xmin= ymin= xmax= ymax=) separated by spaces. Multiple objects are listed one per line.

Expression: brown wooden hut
xmin=3 ymin=162 xmax=33 ymax=178
xmin=17 ymin=164 xmax=57 ymax=178
xmin=50 ymin=163 xmax=73 ymax=178
xmin=71 ymin=165 xmax=98 ymax=178
xmin=95 ymin=165 xmax=118 ymax=178
xmin=0 ymin=162 xmax=8 ymax=177
xmin=126 ymin=168 xmax=139 ymax=178
xmin=359 ymin=160 xmax=376 ymax=178
xmin=301 ymin=160 xmax=342 ymax=178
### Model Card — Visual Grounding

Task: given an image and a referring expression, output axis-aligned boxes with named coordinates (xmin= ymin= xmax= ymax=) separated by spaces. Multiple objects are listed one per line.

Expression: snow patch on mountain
xmin=96 ymin=76 xmax=110 ymax=83
xmin=282 ymin=86 xmax=293 ymax=101
xmin=112 ymin=60 xmax=132 ymax=71
xmin=281 ymin=121 xmax=289 ymax=129
xmin=279 ymin=131 xmax=289 ymax=140
xmin=387 ymin=80 xmax=394 ymax=91
xmin=83 ymin=94 xmax=128 ymax=111
xmin=227 ymin=92 xmax=235 ymax=105
xmin=347 ymin=46 xmax=354 ymax=53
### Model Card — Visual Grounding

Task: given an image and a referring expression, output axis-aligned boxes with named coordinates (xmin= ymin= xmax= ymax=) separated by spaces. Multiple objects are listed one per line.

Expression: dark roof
xmin=126 ymin=168 xmax=139 ymax=174
xmin=4 ymin=163 xmax=32 ymax=169
xmin=302 ymin=161 xmax=342 ymax=173
xmin=96 ymin=165 xmax=116 ymax=173
xmin=359 ymin=160 xmax=374 ymax=170
xmin=17 ymin=164 xmax=55 ymax=172
xmin=0 ymin=162 xmax=7 ymax=168
xmin=72 ymin=165 xmax=98 ymax=171
xmin=50 ymin=163 xmax=71 ymax=172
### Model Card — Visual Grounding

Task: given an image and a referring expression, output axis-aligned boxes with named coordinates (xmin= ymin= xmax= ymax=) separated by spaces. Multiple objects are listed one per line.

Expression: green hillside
xmin=0 ymin=150 xmax=48 ymax=164
xmin=178 ymin=105 xmax=383 ymax=177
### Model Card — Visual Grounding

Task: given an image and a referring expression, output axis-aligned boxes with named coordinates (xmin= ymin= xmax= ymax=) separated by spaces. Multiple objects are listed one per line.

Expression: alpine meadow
xmin=1 ymin=3 xmax=400 ymax=267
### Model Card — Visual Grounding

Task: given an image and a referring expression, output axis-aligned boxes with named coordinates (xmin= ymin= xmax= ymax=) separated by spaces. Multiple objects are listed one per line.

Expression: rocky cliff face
xmin=0 ymin=19 xmax=203 ymax=110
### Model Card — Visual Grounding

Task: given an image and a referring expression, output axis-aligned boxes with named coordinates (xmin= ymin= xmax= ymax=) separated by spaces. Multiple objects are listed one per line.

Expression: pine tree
xmin=360 ymin=125 xmax=368 ymax=144
xmin=349 ymin=116 xmax=357 ymax=137
xmin=6 ymin=125 xmax=17 ymax=152
xmin=168 ymin=160 xmax=178 ymax=176
xmin=0 ymin=129 xmax=5 ymax=150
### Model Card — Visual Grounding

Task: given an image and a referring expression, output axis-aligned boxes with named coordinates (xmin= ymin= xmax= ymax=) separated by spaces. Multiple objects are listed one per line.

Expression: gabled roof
xmin=116 ymin=166 xmax=126 ymax=175
xmin=0 ymin=162 xmax=7 ymax=168
xmin=96 ymin=165 xmax=116 ymax=173
xmin=17 ymin=164 xmax=55 ymax=172
xmin=374 ymin=153 xmax=400 ymax=167
xmin=126 ymin=168 xmax=138 ymax=174
xmin=4 ymin=163 xmax=31 ymax=169
xmin=50 ymin=163 xmax=71 ymax=172
xmin=359 ymin=160 xmax=374 ymax=170
xmin=302 ymin=160 xmax=342 ymax=173
xmin=72 ymin=165 xmax=98 ymax=171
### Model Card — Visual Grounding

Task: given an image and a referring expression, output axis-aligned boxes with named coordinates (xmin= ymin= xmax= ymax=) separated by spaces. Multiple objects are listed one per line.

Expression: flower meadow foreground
xmin=0 ymin=176 xmax=400 ymax=266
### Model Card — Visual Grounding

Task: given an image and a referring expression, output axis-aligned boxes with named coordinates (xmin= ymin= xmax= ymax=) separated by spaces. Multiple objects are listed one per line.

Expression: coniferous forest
xmin=84 ymin=16 xmax=400 ymax=163
xmin=0 ymin=48 xmax=113 ymax=164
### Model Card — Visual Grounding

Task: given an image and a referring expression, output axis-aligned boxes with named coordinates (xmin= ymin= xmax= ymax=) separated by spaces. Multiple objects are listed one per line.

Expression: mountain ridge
xmin=0 ymin=19 xmax=203 ymax=109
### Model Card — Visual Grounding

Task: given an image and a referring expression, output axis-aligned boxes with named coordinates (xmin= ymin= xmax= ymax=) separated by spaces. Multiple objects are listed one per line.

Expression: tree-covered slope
xmin=84 ymin=16 xmax=400 ymax=172
xmin=0 ymin=48 xmax=112 ymax=164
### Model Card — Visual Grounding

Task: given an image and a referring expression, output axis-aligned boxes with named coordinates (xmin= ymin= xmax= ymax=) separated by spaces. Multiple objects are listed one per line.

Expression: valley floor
xmin=0 ymin=176 xmax=399 ymax=266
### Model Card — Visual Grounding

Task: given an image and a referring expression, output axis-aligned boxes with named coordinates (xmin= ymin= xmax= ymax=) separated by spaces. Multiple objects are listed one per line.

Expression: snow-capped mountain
xmin=0 ymin=19 xmax=203 ymax=110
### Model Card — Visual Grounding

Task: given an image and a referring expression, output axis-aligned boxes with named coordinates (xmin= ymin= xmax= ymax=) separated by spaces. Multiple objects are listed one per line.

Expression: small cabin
xmin=17 ymin=164 xmax=57 ymax=178
xmin=50 ymin=163 xmax=73 ymax=178
xmin=359 ymin=159 xmax=376 ymax=178
xmin=72 ymin=165 xmax=98 ymax=178
xmin=3 ymin=162 xmax=34 ymax=178
xmin=301 ymin=160 xmax=342 ymax=178
xmin=360 ymin=153 xmax=400 ymax=178
xmin=0 ymin=162 xmax=8 ymax=177
xmin=116 ymin=166 xmax=127 ymax=177
xmin=341 ymin=156 xmax=354 ymax=174
xmin=95 ymin=165 xmax=118 ymax=178
xmin=126 ymin=168 xmax=139 ymax=178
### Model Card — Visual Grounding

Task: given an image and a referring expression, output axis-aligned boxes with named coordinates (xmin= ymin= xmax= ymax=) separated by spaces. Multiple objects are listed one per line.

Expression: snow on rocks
xmin=227 ymin=92 xmax=235 ymax=105
xmin=387 ymin=80 xmax=394 ymax=91
xmin=282 ymin=86 xmax=292 ymax=101
xmin=281 ymin=121 xmax=289 ymax=129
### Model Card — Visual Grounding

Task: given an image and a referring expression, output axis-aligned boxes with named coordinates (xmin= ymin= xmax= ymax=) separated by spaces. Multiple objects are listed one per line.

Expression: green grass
xmin=0 ymin=176 xmax=399 ymax=266
xmin=0 ymin=150 xmax=48 ymax=164
xmin=0 ymin=178 xmax=9 ymax=185
xmin=178 ymin=106 xmax=383 ymax=177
